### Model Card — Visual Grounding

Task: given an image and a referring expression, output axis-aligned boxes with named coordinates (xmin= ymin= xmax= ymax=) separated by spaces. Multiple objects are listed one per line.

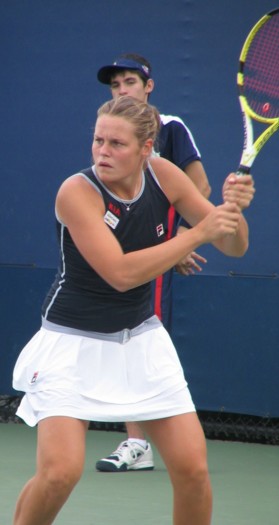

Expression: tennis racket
xmin=237 ymin=8 xmax=279 ymax=175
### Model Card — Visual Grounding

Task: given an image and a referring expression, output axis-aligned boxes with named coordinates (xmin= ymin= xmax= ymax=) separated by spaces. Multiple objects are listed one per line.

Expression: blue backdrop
xmin=1 ymin=0 xmax=278 ymax=416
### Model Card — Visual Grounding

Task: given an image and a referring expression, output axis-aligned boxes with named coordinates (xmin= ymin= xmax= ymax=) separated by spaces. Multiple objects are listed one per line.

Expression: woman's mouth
xmin=99 ymin=161 xmax=112 ymax=168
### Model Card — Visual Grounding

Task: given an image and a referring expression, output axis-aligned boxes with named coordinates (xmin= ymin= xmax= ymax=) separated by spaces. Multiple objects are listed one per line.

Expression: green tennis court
xmin=1 ymin=423 xmax=278 ymax=524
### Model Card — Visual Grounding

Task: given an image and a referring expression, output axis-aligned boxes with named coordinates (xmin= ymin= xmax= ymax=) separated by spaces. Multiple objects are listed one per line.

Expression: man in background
xmin=95 ymin=53 xmax=211 ymax=472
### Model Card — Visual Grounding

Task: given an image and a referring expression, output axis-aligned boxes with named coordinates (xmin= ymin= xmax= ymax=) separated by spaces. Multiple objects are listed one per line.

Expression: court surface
xmin=1 ymin=422 xmax=278 ymax=524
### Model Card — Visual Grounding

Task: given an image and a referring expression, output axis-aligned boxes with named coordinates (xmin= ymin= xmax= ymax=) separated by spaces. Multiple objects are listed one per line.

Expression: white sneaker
xmin=95 ymin=440 xmax=154 ymax=472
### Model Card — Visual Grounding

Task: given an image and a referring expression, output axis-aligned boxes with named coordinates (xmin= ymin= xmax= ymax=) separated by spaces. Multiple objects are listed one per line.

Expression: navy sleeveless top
xmin=42 ymin=164 xmax=170 ymax=333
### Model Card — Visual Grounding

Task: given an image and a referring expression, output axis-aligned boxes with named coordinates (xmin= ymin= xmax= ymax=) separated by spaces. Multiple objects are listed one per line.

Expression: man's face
xmin=110 ymin=70 xmax=153 ymax=102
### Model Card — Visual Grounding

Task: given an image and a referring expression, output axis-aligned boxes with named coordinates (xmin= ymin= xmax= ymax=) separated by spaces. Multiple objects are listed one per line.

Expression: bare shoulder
xmin=56 ymin=173 xmax=103 ymax=224
xmin=149 ymin=156 xmax=186 ymax=183
xmin=57 ymin=172 xmax=94 ymax=195
xmin=149 ymin=156 xmax=197 ymax=201
xmin=149 ymin=155 xmax=177 ymax=172
xmin=57 ymin=173 xmax=102 ymax=202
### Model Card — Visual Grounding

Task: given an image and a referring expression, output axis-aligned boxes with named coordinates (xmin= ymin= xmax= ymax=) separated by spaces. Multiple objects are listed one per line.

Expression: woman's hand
xmin=195 ymin=201 xmax=244 ymax=244
xmin=222 ymin=173 xmax=255 ymax=210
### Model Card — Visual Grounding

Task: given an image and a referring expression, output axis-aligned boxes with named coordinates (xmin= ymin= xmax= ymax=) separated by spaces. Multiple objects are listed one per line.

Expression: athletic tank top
xmin=42 ymin=164 xmax=170 ymax=333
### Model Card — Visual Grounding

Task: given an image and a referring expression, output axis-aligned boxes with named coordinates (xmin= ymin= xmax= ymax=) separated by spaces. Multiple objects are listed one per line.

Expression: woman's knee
xmin=39 ymin=457 xmax=84 ymax=497
xmin=171 ymin=454 xmax=210 ymax=492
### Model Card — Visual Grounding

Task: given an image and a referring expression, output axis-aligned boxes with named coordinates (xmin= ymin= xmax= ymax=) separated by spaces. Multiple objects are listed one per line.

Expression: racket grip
xmin=236 ymin=165 xmax=251 ymax=176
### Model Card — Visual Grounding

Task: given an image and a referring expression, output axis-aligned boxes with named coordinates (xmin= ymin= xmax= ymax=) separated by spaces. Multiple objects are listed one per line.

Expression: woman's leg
xmin=142 ymin=412 xmax=212 ymax=525
xmin=13 ymin=416 xmax=88 ymax=525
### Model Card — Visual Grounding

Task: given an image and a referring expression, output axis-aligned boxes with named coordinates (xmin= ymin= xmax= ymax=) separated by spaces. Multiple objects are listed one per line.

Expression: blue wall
xmin=1 ymin=1 xmax=278 ymax=415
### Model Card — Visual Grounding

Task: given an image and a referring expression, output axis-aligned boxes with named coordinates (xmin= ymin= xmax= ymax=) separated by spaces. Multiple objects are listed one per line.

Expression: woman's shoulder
xmin=58 ymin=168 xmax=101 ymax=195
xmin=148 ymin=156 xmax=185 ymax=181
xmin=149 ymin=155 xmax=175 ymax=170
xmin=56 ymin=170 xmax=103 ymax=224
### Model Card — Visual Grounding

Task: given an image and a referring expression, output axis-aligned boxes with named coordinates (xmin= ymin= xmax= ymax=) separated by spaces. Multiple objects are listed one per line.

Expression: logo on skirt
xmin=30 ymin=371 xmax=39 ymax=384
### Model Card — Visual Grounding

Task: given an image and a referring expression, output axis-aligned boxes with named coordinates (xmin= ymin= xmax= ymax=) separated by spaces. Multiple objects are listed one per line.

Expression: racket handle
xmin=236 ymin=165 xmax=251 ymax=176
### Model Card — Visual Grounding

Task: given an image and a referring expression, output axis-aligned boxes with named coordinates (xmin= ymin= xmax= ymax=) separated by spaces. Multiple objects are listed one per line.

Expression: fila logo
xmin=156 ymin=224 xmax=164 ymax=237
xmin=30 ymin=371 xmax=39 ymax=384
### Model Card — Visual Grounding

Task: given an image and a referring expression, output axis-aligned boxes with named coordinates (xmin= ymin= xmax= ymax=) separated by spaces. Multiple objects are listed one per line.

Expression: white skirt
xmin=13 ymin=321 xmax=195 ymax=427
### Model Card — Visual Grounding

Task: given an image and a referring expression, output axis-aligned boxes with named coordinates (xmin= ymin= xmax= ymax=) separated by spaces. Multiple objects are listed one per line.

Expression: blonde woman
xmin=13 ymin=96 xmax=255 ymax=525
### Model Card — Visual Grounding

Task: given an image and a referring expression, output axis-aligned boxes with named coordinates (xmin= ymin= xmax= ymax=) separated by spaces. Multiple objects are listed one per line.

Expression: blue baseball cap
xmin=97 ymin=58 xmax=151 ymax=85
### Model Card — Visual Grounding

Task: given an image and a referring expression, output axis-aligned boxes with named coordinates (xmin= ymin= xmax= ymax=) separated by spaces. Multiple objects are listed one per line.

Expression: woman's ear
xmin=142 ymin=138 xmax=154 ymax=159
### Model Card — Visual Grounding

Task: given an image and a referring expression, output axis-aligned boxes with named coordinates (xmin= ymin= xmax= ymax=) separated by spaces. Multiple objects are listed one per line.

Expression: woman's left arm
xmin=149 ymin=157 xmax=255 ymax=257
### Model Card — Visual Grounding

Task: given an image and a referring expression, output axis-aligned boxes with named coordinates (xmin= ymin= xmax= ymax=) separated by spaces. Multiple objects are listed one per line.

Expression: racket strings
xmin=243 ymin=14 xmax=279 ymax=118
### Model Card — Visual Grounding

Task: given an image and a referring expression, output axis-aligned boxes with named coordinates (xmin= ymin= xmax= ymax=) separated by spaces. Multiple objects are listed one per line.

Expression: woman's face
xmin=92 ymin=114 xmax=150 ymax=186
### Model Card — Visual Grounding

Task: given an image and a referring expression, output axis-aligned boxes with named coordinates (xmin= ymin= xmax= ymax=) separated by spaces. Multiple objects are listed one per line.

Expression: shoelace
xmin=112 ymin=440 xmax=141 ymax=459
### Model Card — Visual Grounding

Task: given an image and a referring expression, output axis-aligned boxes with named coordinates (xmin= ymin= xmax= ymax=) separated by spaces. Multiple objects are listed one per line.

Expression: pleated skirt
xmin=13 ymin=321 xmax=195 ymax=427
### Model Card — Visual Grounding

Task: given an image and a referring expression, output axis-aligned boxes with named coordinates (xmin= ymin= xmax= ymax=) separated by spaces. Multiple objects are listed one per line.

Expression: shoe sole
xmin=96 ymin=461 xmax=154 ymax=472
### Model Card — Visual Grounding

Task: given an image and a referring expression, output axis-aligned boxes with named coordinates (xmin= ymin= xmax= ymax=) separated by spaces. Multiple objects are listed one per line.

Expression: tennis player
xmin=12 ymin=96 xmax=255 ymax=525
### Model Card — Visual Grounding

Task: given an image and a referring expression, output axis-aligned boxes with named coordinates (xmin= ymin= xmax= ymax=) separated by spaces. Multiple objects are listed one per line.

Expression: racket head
xmin=236 ymin=8 xmax=279 ymax=174
xmin=237 ymin=8 xmax=279 ymax=122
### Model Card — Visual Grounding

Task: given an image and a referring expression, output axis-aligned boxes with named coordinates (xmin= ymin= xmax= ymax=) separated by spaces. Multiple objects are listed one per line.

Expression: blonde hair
xmin=97 ymin=96 xmax=161 ymax=147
